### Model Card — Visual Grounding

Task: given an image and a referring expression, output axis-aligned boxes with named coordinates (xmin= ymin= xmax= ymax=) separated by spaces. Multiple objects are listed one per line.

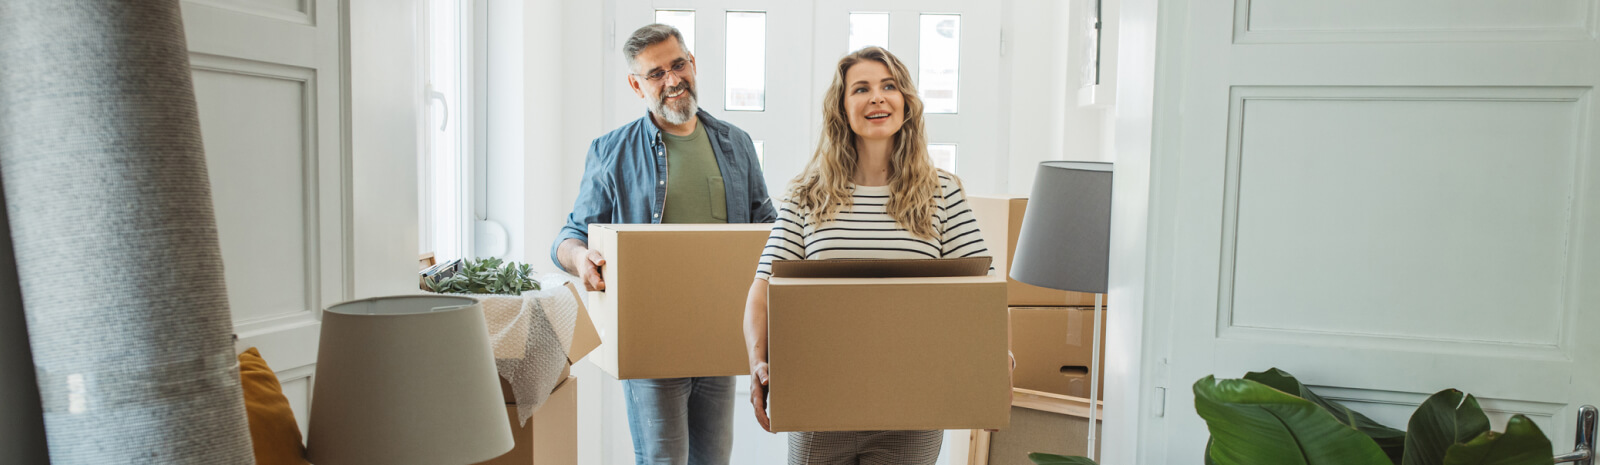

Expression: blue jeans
xmin=623 ymin=376 xmax=736 ymax=465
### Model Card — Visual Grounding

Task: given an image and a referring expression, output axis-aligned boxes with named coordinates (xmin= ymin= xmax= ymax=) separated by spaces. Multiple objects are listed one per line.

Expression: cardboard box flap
xmin=563 ymin=281 xmax=601 ymax=364
xmin=770 ymin=257 xmax=992 ymax=278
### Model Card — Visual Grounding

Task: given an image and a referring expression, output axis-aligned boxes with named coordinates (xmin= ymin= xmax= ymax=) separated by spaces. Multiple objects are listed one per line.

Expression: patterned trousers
xmin=787 ymin=430 xmax=942 ymax=465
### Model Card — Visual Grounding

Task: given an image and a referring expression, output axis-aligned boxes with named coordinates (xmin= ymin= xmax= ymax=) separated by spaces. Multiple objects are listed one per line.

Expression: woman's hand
xmin=750 ymin=361 xmax=772 ymax=432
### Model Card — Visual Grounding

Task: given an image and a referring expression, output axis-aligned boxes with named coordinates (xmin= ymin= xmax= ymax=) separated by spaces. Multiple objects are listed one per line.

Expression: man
xmin=552 ymin=24 xmax=775 ymax=465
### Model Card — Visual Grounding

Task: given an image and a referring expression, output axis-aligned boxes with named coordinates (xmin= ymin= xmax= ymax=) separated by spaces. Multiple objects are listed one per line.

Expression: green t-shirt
xmin=661 ymin=123 xmax=728 ymax=223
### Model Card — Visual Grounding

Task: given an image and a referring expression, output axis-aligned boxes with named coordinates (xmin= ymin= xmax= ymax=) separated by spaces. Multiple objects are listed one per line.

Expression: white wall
xmin=483 ymin=0 xmax=605 ymax=271
xmin=352 ymin=0 xmax=424 ymax=298
xmin=1002 ymin=0 xmax=1111 ymax=197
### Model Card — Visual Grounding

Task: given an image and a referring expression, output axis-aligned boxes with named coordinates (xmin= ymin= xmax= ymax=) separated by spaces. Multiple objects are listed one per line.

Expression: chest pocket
xmin=709 ymin=176 xmax=727 ymax=220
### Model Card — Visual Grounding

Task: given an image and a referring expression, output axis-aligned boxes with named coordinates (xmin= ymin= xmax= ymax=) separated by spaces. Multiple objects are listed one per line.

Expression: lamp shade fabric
xmin=1011 ymin=161 xmax=1114 ymax=294
xmin=307 ymin=295 xmax=514 ymax=465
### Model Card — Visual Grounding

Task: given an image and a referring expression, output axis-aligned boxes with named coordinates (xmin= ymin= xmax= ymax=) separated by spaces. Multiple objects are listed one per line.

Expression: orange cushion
xmin=239 ymin=347 xmax=309 ymax=465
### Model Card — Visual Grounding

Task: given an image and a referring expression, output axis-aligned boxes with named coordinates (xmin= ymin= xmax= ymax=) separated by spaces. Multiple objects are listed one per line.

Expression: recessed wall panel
xmin=192 ymin=66 xmax=313 ymax=323
xmin=1237 ymin=0 xmax=1593 ymax=42
xmin=1225 ymin=87 xmax=1583 ymax=347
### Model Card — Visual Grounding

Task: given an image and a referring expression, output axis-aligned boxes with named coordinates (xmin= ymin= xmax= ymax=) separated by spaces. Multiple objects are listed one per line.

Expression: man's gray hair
xmin=623 ymin=24 xmax=691 ymax=72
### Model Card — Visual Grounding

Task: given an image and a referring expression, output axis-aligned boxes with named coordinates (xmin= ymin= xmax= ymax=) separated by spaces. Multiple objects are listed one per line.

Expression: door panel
xmin=182 ymin=0 xmax=347 ymax=439
xmin=1143 ymin=0 xmax=1600 ymax=462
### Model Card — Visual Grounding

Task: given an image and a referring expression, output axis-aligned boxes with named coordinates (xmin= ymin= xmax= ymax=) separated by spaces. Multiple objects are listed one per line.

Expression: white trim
xmin=1099 ymin=0 xmax=1170 ymax=461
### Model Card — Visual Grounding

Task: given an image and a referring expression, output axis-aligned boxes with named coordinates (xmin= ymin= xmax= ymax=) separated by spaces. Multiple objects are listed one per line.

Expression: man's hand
xmin=570 ymin=247 xmax=606 ymax=291
xmin=750 ymin=361 xmax=772 ymax=432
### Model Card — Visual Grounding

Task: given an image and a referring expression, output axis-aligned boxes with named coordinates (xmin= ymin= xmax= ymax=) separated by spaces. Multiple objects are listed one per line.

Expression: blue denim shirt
xmin=552 ymin=109 xmax=778 ymax=272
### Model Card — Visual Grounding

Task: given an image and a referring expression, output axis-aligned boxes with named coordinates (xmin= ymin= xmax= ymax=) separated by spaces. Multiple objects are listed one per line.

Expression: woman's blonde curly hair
xmin=787 ymin=46 xmax=946 ymax=240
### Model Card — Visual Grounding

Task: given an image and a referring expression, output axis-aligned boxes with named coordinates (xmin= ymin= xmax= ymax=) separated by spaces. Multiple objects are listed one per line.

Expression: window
xmin=928 ymin=144 xmax=956 ymax=173
xmin=655 ymin=10 xmax=697 ymax=53
xmin=918 ymin=14 xmax=960 ymax=113
xmin=848 ymin=12 xmax=889 ymax=53
xmin=725 ymin=11 xmax=766 ymax=111
xmin=420 ymin=0 xmax=470 ymax=261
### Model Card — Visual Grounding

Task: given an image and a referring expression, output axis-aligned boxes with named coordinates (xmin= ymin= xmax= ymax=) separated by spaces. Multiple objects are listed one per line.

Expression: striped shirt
xmin=755 ymin=173 xmax=991 ymax=279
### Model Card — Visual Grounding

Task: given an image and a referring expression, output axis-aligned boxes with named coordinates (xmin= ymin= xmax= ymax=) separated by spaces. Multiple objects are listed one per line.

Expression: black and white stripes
xmin=755 ymin=174 xmax=991 ymax=279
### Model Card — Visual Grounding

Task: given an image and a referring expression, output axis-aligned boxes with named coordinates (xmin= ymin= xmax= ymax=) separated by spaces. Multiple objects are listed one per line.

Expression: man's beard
xmin=650 ymin=81 xmax=698 ymax=125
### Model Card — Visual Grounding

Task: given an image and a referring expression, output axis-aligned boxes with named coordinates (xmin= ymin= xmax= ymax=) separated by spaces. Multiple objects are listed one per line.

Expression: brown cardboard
xmin=767 ymin=258 xmax=1010 ymax=432
xmin=479 ymin=376 xmax=578 ymax=465
xmin=770 ymin=257 xmax=991 ymax=278
xmin=1010 ymin=307 xmax=1106 ymax=399
xmin=563 ymin=281 xmax=601 ymax=365
xmin=978 ymin=406 xmax=1102 ymax=464
xmin=482 ymin=281 xmax=598 ymax=365
xmin=500 ymin=364 xmax=569 ymax=404
xmin=586 ymin=224 xmax=771 ymax=379
xmin=968 ymin=195 xmax=1103 ymax=307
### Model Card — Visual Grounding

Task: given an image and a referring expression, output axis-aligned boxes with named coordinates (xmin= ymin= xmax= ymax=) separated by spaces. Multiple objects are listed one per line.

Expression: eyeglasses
xmin=633 ymin=59 xmax=693 ymax=83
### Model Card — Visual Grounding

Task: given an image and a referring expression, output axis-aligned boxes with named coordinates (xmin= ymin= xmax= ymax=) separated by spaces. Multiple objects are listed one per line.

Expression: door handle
xmin=1556 ymin=405 xmax=1597 ymax=464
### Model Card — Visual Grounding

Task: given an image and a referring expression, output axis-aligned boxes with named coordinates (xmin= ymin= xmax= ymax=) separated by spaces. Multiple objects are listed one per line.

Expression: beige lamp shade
xmin=306 ymin=295 xmax=514 ymax=465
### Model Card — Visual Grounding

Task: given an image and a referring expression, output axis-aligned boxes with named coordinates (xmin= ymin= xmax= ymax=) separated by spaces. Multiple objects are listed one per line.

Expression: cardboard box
xmin=484 ymin=280 xmax=600 ymax=405
xmin=479 ymin=376 xmax=578 ymax=465
xmin=1010 ymin=307 xmax=1105 ymax=399
xmin=970 ymin=406 xmax=1101 ymax=465
xmin=586 ymin=224 xmax=771 ymax=379
xmin=766 ymin=258 xmax=1010 ymax=432
xmin=968 ymin=195 xmax=1104 ymax=307
xmin=500 ymin=364 xmax=569 ymax=404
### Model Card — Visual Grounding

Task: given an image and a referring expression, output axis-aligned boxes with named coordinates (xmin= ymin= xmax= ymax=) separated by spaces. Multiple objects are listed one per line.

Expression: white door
xmin=1129 ymin=0 xmax=1600 ymax=463
xmin=591 ymin=1 xmax=1003 ymax=463
xmin=181 ymin=0 xmax=349 ymax=440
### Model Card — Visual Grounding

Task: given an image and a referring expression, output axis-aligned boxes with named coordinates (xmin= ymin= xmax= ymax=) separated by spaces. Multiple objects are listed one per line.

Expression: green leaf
xmin=1403 ymin=389 xmax=1492 ymax=465
xmin=1194 ymin=376 xmax=1392 ymax=465
xmin=1441 ymin=415 xmax=1552 ymax=465
xmin=1027 ymin=453 xmax=1097 ymax=465
xmin=1246 ymin=368 xmax=1406 ymax=463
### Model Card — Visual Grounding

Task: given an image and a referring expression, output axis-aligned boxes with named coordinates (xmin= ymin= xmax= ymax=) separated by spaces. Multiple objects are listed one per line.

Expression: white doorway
xmin=594 ymin=1 xmax=1007 ymax=463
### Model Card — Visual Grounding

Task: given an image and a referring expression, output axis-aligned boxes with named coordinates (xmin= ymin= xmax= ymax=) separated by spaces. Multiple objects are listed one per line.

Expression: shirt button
xmin=659 ymin=181 xmax=664 ymax=186
xmin=654 ymin=213 xmax=660 ymax=218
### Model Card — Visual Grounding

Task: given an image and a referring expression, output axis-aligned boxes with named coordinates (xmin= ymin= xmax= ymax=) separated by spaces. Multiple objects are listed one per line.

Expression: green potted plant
xmin=1029 ymin=368 xmax=1555 ymax=465
xmin=421 ymin=257 xmax=540 ymax=295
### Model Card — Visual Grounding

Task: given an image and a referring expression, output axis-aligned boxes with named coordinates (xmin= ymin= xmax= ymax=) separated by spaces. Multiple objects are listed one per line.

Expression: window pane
xmin=725 ymin=12 xmax=766 ymax=111
xmin=848 ymin=13 xmax=889 ymax=53
xmin=424 ymin=0 xmax=464 ymax=260
xmin=655 ymin=10 xmax=696 ymax=54
xmin=928 ymin=144 xmax=956 ymax=173
xmin=919 ymin=14 xmax=960 ymax=114
xmin=753 ymin=141 xmax=765 ymax=168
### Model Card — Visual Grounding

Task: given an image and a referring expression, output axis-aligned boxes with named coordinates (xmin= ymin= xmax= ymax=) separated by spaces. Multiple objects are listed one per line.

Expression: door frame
xmin=1098 ymin=0 xmax=1167 ymax=462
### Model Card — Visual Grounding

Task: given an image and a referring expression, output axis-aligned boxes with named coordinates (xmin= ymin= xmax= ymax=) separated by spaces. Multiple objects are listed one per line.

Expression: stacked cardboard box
xmin=1009 ymin=307 xmax=1105 ymax=399
xmin=969 ymin=404 xmax=1101 ymax=465
xmin=970 ymin=195 xmax=1107 ymax=401
xmin=476 ymin=280 xmax=599 ymax=465
xmin=585 ymin=224 xmax=772 ymax=379
xmin=766 ymin=257 xmax=1011 ymax=432
xmin=479 ymin=376 xmax=579 ymax=465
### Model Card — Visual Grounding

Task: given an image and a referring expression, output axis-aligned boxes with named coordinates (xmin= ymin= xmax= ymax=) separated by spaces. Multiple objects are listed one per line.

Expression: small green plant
xmin=422 ymin=257 xmax=539 ymax=295
xmin=1028 ymin=368 xmax=1555 ymax=465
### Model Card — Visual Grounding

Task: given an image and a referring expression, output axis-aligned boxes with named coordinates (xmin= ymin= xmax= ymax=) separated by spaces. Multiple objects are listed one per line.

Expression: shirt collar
xmin=643 ymin=109 xmax=712 ymax=143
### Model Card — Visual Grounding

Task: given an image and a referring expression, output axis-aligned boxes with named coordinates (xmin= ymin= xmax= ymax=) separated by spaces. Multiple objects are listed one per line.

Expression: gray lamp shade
xmin=307 ymin=295 xmax=515 ymax=465
xmin=1011 ymin=161 xmax=1114 ymax=294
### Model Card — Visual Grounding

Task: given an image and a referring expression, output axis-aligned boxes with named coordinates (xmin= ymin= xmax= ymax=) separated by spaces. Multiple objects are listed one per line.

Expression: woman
xmin=742 ymin=46 xmax=994 ymax=464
